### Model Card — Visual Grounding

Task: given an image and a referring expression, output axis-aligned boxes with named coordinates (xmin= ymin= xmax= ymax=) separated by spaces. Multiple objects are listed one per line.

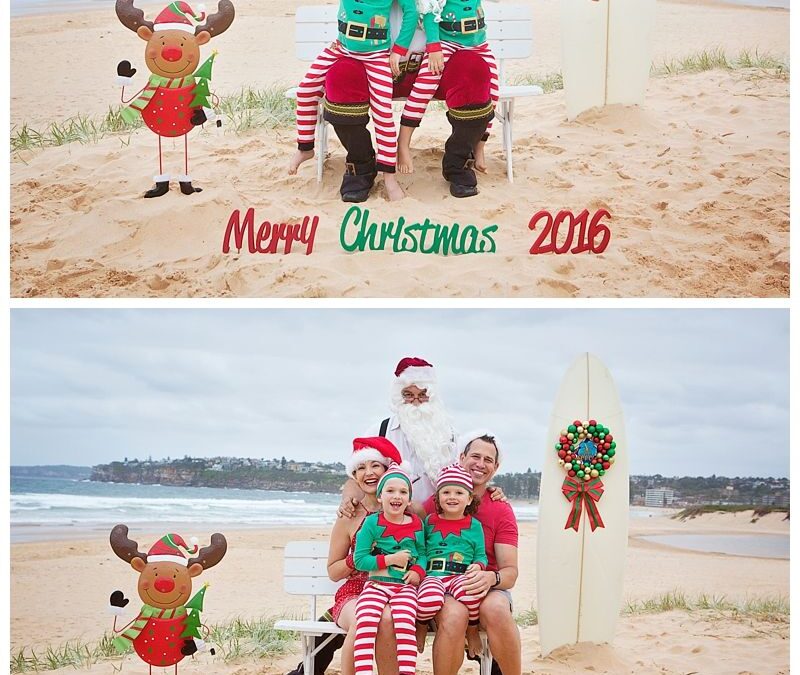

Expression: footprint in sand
xmin=146 ymin=275 xmax=170 ymax=291
xmin=538 ymin=278 xmax=578 ymax=297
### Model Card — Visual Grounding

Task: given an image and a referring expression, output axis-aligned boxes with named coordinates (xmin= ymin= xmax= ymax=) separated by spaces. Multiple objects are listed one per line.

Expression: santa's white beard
xmin=396 ymin=398 xmax=454 ymax=483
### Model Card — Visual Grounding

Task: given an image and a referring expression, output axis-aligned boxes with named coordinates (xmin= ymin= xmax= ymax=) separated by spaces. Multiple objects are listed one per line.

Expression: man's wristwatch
xmin=492 ymin=570 xmax=501 ymax=588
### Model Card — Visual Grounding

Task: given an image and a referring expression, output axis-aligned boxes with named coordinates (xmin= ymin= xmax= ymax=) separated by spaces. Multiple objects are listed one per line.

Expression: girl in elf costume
xmin=352 ymin=463 xmax=426 ymax=674
xmin=326 ymin=437 xmax=399 ymax=675
xmin=287 ymin=0 xmax=423 ymax=201
xmin=415 ymin=463 xmax=488 ymax=658
xmin=115 ymin=0 xmax=235 ymax=198
xmin=396 ymin=0 xmax=499 ymax=175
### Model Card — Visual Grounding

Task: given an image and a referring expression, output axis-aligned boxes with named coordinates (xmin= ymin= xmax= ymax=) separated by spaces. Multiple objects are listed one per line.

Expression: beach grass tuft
xmin=10 ymin=616 xmax=297 ymax=673
xmin=653 ymin=48 xmax=789 ymax=78
xmin=515 ymin=607 xmax=539 ymax=626
xmin=625 ymin=591 xmax=789 ymax=622
xmin=672 ymin=504 xmax=789 ymax=522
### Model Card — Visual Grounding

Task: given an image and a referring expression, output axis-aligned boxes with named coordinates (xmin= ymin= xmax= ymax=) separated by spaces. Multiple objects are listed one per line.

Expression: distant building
xmin=645 ymin=488 xmax=675 ymax=507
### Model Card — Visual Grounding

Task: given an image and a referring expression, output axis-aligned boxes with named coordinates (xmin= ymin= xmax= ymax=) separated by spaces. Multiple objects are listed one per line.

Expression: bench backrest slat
xmin=295 ymin=4 xmax=533 ymax=66
xmin=283 ymin=540 xmax=344 ymax=599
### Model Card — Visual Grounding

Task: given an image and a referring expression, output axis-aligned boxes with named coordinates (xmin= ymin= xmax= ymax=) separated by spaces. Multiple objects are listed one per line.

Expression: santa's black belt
xmin=339 ymin=20 xmax=389 ymax=41
xmin=427 ymin=559 xmax=468 ymax=574
xmin=439 ymin=17 xmax=485 ymax=34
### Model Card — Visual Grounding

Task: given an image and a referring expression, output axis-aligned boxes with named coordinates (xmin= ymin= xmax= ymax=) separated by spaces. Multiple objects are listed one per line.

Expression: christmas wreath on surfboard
xmin=554 ymin=419 xmax=617 ymax=532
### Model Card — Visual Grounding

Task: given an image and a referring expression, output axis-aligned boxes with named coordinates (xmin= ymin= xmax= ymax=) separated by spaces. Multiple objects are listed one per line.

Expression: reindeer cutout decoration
xmin=109 ymin=524 xmax=227 ymax=673
xmin=115 ymin=0 xmax=235 ymax=198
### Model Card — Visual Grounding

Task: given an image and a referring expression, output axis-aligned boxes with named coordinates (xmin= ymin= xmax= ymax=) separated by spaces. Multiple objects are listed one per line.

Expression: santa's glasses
xmin=401 ymin=391 xmax=429 ymax=403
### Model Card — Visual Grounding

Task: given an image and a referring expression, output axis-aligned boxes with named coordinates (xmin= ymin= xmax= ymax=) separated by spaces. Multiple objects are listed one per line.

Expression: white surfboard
xmin=536 ymin=353 xmax=629 ymax=657
xmin=560 ymin=0 xmax=656 ymax=119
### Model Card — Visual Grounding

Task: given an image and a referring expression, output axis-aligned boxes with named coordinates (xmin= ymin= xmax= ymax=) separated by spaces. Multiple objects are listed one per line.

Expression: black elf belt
xmin=338 ymin=20 xmax=388 ymax=41
xmin=427 ymin=558 xmax=469 ymax=574
xmin=439 ymin=17 xmax=485 ymax=34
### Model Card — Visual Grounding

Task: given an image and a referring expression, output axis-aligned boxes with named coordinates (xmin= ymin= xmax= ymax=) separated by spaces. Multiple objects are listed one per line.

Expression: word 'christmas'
xmin=340 ymin=206 xmax=498 ymax=256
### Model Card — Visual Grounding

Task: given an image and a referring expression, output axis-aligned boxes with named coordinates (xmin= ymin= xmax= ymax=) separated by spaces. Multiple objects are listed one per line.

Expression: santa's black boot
xmin=442 ymin=104 xmax=494 ymax=198
xmin=325 ymin=101 xmax=377 ymax=203
xmin=144 ymin=181 xmax=170 ymax=198
xmin=179 ymin=180 xmax=203 ymax=195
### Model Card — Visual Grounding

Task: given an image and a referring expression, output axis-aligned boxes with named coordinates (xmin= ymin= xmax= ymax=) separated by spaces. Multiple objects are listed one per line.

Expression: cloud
xmin=10 ymin=309 xmax=789 ymax=477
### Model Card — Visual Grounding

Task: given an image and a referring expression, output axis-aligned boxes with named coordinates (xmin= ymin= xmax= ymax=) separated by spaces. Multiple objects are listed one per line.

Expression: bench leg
xmin=480 ymin=633 xmax=493 ymax=675
xmin=302 ymin=635 xmax=315 ymax=675
xmin=503 ymin=99 xmax=514 ymax=183
xmin=316 ymin=101 xmax=327 ymax=183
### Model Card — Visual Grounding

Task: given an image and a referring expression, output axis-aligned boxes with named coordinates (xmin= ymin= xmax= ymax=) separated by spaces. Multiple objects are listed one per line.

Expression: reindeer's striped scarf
xmin=112 ymin=604 xmax=187 ymax=653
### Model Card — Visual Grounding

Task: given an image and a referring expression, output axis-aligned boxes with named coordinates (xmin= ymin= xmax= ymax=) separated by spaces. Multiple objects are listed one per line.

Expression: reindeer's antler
xmin=187 ymin=533 xmax=227 ymax=570
xmin=110 ymin=524 xmax=148 ymax=565
xmin=195 ymin=0 xmax=236 ymax=38
xmin=115 ymin=0 xmax=154 ymax=33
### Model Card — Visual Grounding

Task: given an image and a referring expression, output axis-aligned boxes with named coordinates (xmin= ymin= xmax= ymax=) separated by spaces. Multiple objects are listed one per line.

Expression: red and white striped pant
xmin=295 ymin=42 xmax=397 ymax=170
xmin=401 ymin=41 xmax=499 ymax=134
xmin=416 ymin=574 xmax=483 ymax=622
xmin=354 ymin=581 xmax=418 ymax=674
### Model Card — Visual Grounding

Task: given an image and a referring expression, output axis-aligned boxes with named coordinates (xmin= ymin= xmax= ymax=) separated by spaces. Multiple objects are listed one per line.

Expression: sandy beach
xmin=10 ymin=511 xmax=789 ymax=673
xmin=9 ymin=0 xmax=789 ymax=298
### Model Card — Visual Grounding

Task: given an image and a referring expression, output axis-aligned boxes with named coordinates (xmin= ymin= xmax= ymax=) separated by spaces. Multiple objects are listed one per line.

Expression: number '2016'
xmin=528 ymin=209 xmax=611 ymax=255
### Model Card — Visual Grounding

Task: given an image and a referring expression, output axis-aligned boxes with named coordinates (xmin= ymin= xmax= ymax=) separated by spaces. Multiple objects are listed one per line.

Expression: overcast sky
xmin=10 ymin=309 xmax=789 ymax=478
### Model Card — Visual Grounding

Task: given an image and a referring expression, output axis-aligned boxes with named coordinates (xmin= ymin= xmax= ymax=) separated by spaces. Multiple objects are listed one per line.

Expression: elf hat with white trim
xmin=153 ymin=2 xmax=206 ymax=34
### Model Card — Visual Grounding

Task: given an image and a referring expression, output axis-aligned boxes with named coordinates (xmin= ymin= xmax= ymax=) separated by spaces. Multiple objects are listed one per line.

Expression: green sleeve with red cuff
xmin=470 ymin=516 xmax=488 ymax=569
xmin=392 ymin=0 xmax=421 ymax=56
xmin=422 ymin=13 xmax=442 ymax=52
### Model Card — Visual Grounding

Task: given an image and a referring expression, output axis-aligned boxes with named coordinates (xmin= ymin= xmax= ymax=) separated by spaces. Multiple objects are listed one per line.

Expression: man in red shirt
xmin=423 ymin=429 xmax=521 ymax=675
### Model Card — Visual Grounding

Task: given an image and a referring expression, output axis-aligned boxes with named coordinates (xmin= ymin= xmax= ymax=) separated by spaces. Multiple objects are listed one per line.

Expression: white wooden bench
xmin=274 ymin=540 xmax=494 ymax=675
xmin=286 ymin=3 xmax=543 ymax=183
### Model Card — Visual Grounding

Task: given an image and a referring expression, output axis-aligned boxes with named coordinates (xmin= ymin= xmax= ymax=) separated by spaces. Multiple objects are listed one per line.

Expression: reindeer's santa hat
xmin=147 ymin=533 xmax=199 ymax=565
xmin=153 ymin=2 xmax=207 ymax=33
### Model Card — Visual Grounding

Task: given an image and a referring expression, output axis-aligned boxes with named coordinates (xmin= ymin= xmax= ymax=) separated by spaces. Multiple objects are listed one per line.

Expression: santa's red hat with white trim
xmin=153 ymin=2 xmax=207 ymax=33
xmin=147 ymin=533 xmax=199 ymax=565
xmin=348 ymin=437 xmax=403 ymax=476
xmin=391 ymin=357 xmax=437 ymax=403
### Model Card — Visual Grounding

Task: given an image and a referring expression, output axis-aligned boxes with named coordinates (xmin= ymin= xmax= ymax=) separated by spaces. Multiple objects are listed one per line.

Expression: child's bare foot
xmin=415 ymin=622 xmax=429 ymax=653
xmin=288 ymin=149 xmax=314 ymax=175
xmin=474 ymin=140 xmax=487 ymax=173
xmin=466 ymin=624 xmax=483 ymax=658
xmin=397 ymin=126 xmax=415 ymax=174
xmin=398 ymin=143 xmax=414 ymax=174
xmin=383 ymin=172 xmax=405 ymax=201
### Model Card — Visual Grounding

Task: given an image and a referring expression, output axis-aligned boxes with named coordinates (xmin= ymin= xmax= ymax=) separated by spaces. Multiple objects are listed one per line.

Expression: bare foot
xmin=474 ymin=140 xmax=488 ymax=173
xmin=466 ymin=625 xmax=483 ymax=659
xmin=383 ymin=172 xmax=405 ymax=201
xmin=398 ymin=144 xmax=414 ymax=174
xmin=415 ymin=622 xmax=428 ymax=653
xmin=288 ymin=149 xmax=314 ymax=175
xmin=397 ymin=126 xmax=415 ymax=174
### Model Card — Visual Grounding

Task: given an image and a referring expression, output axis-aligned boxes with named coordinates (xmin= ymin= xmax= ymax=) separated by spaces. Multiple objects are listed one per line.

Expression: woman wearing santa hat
xmin=326 ymin=437 xmax=405 ymax=675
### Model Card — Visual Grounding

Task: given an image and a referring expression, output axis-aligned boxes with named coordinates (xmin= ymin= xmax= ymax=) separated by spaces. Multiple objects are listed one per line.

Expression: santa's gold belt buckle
xmin=346 ymin=21 xmax=368 ymax=40
xmin=427 ymin=558 xmax=446 ymax=571
xmin=460 ymin=18 xmax=479 ymax=33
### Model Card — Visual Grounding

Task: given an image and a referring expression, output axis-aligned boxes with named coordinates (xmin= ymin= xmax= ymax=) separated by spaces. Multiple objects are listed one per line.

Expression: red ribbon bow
xmin=561 ymin=476 xmax=605 ymax=532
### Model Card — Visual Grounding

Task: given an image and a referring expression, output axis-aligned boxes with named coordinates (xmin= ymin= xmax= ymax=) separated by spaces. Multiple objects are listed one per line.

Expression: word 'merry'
xmin=339 ymin=206 xmax=498 ymax=255
xmin=222 ymin=209 xmax=319 ymax=255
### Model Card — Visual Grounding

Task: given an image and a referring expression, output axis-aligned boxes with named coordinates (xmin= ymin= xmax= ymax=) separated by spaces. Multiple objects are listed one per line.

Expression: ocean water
xmin=641 ymin=533 xmax=789 ymax=559
xmin=10 ymin=476 xmax=544 ymax=542
xmin=9 ymin=0 xmax=791 ymax=17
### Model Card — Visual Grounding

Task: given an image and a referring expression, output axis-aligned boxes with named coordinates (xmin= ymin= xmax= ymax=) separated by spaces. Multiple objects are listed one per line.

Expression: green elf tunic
xmin=337 ymin=0 xmax=420 ymax=56
xmin=424 ymin=513 xmax=488 ymax=576
xmin=353 ymin=512 xmax=427 ymax=584
xmin=422 ymin=0 xmax=487 ymax=51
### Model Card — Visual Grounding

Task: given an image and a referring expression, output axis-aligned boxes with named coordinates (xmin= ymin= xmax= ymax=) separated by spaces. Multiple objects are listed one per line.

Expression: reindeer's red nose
xmin=154 ymin=577 xmax=175 ymax=594
xmin=161 ymin=46 xmax=183 ymax=62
